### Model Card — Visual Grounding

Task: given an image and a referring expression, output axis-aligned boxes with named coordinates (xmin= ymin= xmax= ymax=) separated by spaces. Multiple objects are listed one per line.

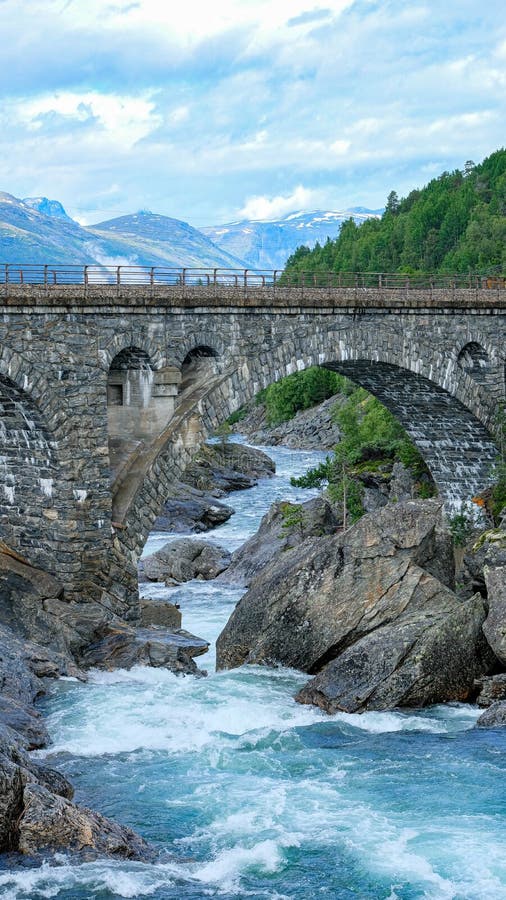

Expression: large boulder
xmin=482 ymin=565 xmax=506 ymax=664
xmin=182 ymin=442 xmax=275 ymax=495
xmin=476 ymin=701 xmax=506 ymax=728
xmin=140 ymin=538 xmax=231 ymax=584
xmin=0 ymin=725 xmax=152 ymax=860
xmin=79 ymin=622 xmax=209 ymax=676
xmin=217 ymin=500 xmax=491 ymax=712
xmin=296 ymin=590 xmax=487 ymax=713
xmin=221 ymin=497 xmax=341 ymax=586
xmin=154 ymin=481 xmax=234 ymax=533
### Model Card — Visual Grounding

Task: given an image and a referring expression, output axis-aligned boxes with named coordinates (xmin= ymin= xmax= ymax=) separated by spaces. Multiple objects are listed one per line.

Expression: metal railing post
xmin=116 ymin=266 xmax=121 ymax=297
xmin=150 ymin=267 xmax=154 ymax=300
xmin=84 ymin=265 xmax=88 ymax=298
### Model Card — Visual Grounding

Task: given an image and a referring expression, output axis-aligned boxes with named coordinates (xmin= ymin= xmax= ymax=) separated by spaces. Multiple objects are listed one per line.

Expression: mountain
xmin=283 ymin=149 xmax=506 ymax=277
xmin=23 ymin=197 xmax=75 ymax=222
xmin=201 ymin=209 xmax=382 ymax=270
xmin=89 ymin=212 xmax=246 ymax=268
xmin=0 ymin=194 xmax=246 ymax=269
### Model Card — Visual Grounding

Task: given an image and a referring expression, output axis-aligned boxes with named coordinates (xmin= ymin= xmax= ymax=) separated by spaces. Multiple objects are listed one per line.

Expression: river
xmin=1 ymin=440 xmax=506 ymax=899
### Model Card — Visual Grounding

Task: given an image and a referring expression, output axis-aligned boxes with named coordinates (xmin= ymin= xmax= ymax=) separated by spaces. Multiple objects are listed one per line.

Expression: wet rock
xmin=17 ymin=783 xmax=153 ymax=860
xmin=140 ymin=538 xmax=231 ymax=585
xmin=0 ymin=724 xmax=73 ymax=801
xmin=476 ymin=701 xmax=506 ymax=728
xmin=79 ymin=622 xmax=209 ymax=676
xmin=140 ymin=598 xmax=182 ymax=628
xmin=0 ymin=697 xmax=48 ymax=750
xmin=296 ymin=591 xmax=488 ymax=713
xmin=482 ymin=565 xmax=506 ymax=664
xmin=475 ymin=673 xmax=506 ymax=707
xmin=154 ymin=481 xmax=234 ymax=533
xmin=459 ymin=530 xmax=506 ymax=600
xmin=217 ymin=500 xmax=489 ymax=712
xmin=182 ymin=442 xmax=275 ymax=495
xmin=221 ymin=496 xmax=340 ymax=586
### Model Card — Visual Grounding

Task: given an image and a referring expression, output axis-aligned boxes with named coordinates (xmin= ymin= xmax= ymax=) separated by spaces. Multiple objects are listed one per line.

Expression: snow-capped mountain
xmin=23 ymin=197 xmax=75 ymax=222
xmin=201 ymin=208 xmax=383 ymax=270
xmin=0 ymin=195 xmax=246 ymax=268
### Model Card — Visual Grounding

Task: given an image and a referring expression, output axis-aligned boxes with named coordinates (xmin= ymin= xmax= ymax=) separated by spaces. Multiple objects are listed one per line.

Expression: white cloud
xmin=18 ymin=91 xmax=161 ymax=148
xmin=237 ymin=186 xmax=324 ymax=221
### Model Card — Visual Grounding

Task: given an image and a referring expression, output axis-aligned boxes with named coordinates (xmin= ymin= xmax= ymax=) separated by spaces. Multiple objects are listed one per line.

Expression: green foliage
xmin=283 ymin=148 xmax=506 ymax=277
xmin=291 ymin=384 xmax=433 ymax=515
xmin=327 ymin=472 xmax=364 ymax=523
xmin=486 ymin=402 xmax=506 ymax=523
xmin=279 ymin=501 xmax=306 ymax=535
xmin=226 ymin=406 xmax=248 ymax=426
xmin=448 ymin=503 xmax=475 ymax=547
xmin=290 ymin=457 xmax=333 ymax=489
xmin=262 ymin=367 xmax=351 ymax=425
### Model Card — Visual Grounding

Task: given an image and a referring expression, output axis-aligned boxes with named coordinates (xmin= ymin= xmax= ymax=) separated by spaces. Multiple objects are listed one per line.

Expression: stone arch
xmin=99 ymin=333 xmax=165 ymax=374
xmin=173 ymin=333 xmax=225 ymax=368
xmin=0 ymin=372 xmax=63 ymax=571
xmin=457 ymin=342 xmax=491 ymax=384
xmin=180 ymin=345 xmax=221 ymax=392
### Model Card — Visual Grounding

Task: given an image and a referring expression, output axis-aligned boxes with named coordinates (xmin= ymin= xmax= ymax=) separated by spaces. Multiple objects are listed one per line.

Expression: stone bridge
xmin=1 ymin=273 xmax=505 ymax=619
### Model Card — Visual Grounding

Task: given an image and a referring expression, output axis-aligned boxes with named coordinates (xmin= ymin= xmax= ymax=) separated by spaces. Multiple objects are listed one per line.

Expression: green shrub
xmin=263 ymin=368 xmax=351 ymax=425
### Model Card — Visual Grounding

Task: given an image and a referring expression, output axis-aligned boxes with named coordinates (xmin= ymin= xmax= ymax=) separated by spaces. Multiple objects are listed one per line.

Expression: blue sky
xmin=1 ymin=0 xmax=505 ymax=226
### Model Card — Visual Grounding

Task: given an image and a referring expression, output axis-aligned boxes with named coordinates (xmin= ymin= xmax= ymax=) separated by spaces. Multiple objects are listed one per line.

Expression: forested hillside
xmin=284 ymin=150 xmax=506 ymax=276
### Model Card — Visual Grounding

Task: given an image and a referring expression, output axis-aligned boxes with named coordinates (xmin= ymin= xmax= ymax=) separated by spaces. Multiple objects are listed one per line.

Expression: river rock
xmin=296 ymin=591 xmax=487 ymax=713
xmin=140 ymin=538 xmax=231 ymax=584
xmin=182 ymin=442 xmax=275 ymax=495
xmin=221 ymin=497 xmax=341 ymax=585
xmin=476 ymin=701 xmax=506 ymax=728
xmin=17 ymin=783 xmax=153 ymax=859
xmin=482 ymin=565 xmax=506 ymax=664
xmin=79 ymin=622 xmax=209 ymax=675
xmin=154 ymin=481 xmax=234 ymax=533
xmin=217 ymin=500 xmax=489 ymax=712
xmin=475 ymin=673 xmax=506 ymax=707
xmin=140 ymin=598 xmax=182 ymax=628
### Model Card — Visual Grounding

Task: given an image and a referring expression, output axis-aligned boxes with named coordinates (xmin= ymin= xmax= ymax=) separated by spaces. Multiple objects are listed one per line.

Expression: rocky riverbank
xmin=0 ymin=544 xmax=208 ymax=859
xmin=0 ymin=439 xmax=276 ymax=862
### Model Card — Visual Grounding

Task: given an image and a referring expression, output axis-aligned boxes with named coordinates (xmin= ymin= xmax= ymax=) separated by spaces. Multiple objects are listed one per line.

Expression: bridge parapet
xmin=1 ymin=266 xmax=506 ymax=310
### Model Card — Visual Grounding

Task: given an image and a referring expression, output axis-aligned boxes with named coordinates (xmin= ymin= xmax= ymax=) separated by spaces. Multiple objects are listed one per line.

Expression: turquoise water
xmin=1 ymin=442 xmax=506 ymax=899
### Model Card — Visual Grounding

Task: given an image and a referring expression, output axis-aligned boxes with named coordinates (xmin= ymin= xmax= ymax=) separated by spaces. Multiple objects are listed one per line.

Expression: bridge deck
xmin=2 ymin=283 xmax=506 ymax=311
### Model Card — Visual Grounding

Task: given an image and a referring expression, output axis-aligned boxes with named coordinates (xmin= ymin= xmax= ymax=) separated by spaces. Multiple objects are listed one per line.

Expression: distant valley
xmin=0 ymin=192 xmax=381 ymax=271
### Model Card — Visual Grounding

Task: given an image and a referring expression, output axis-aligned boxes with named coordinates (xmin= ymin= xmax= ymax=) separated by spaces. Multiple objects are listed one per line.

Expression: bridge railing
xmin=1 ymin=264 xmax=505 ymax=291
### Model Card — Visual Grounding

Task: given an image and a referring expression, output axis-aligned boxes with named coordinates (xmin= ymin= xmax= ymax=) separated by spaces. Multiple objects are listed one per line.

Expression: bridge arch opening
xmin=114 ymin=350 xmax=500 ymax=577
xmin=457 ymin=342 xmax=491 ymax=384
xmin=181 ymin=345 xmax=220 ymax=392
xmin=0 ymin=373 xmax=61 ymax=569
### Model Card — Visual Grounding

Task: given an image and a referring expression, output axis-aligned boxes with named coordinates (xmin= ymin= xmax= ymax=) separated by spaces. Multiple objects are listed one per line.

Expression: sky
xmin=1 ymin=0 xmax=505 ymax=226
